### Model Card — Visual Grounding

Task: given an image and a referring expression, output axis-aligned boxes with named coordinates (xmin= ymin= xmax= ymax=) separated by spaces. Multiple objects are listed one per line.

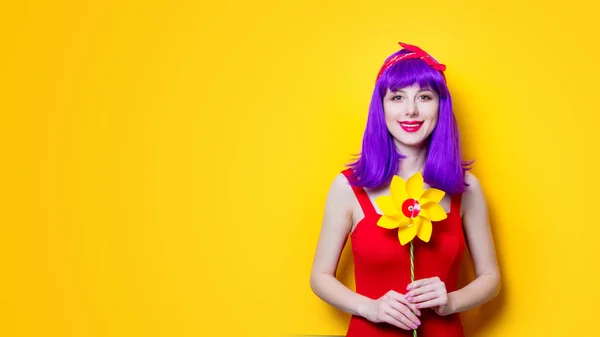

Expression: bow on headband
xmin=376 ymin=42 xmax=447 ymax=82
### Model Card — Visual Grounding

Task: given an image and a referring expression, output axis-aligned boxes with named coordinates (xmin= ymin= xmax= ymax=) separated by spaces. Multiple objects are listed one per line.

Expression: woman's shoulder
xmin=464 ymin=171 xmax=481 ymax=191
xmin=461 ymin=171 xmax=486 ymax=216
xmin=329 ymin=171 xmax=355 ymax=198
xmin=320 ymin=171 xmax=359 ymax=221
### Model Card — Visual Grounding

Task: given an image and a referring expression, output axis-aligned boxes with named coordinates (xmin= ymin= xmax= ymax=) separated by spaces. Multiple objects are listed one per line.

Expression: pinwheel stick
xmin=410 ymin=241 xmax=417 ymax=337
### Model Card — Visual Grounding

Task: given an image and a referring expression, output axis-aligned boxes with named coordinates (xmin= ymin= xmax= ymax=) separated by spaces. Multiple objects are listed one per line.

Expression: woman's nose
xmin=405 ymin=101 xmax=418 ymax=116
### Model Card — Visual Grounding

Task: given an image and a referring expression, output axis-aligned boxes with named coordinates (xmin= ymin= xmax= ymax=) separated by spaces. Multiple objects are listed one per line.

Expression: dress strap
xmin=450 ymin=193 xmax=462 ymax=216
xmin=342 ymin=169 xmax=378 ymax=216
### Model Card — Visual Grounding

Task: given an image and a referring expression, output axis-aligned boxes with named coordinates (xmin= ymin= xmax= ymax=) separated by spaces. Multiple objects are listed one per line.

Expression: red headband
xmin=376 ymin=42 xmax=447 ymax=82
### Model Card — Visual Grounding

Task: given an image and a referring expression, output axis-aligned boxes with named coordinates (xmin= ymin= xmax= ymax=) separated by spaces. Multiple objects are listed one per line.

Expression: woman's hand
xmin=363 ymin=290 xmax=422 ymax=330
xmin=405 ymin=277 xmax=453 ymax=316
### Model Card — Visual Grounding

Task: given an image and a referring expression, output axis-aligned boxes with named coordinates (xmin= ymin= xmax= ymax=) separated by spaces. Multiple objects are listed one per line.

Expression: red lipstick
xmin=398 ymin=121 xmax=423 ymax=133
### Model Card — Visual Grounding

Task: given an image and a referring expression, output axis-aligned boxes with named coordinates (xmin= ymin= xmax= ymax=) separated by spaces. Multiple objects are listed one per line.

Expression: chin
xmin=393 ymin=137 xmax=428 ymax=149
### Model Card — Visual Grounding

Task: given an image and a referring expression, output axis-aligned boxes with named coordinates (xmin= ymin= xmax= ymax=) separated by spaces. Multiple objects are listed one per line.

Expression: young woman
xmin=310 ymin=43 xmax=501 ymax=337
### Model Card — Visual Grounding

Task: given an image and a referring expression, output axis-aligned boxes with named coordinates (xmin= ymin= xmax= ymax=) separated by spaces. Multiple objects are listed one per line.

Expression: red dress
xmin=342 ymin=169 xmax=466 ymax=337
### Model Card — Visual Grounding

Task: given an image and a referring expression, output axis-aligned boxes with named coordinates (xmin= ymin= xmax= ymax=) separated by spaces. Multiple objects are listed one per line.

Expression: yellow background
xmin=1 ymin=1 xmax=599 ymax=336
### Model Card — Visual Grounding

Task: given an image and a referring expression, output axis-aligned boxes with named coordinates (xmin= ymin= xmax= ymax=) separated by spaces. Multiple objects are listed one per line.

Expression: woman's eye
xmin=392 ymin=95 xmax=404 ymax=100
xmin=420 ymin=95 xmax=432 ymax=100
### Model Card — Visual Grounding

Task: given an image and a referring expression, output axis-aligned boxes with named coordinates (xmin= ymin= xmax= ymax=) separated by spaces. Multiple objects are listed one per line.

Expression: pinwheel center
xmin=401 ymin=199 xmax=420 ymax=218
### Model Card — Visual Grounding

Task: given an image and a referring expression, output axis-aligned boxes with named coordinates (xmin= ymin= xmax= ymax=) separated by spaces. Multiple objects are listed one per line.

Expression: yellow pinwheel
xmin=375 ymin=172 xmax=448 ymax=245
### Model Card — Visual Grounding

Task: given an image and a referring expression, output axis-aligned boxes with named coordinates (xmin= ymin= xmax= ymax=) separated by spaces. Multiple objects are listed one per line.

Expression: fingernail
xmin=407 ymin=285 xmax=412 ymax=290
xmin=412 ymin=324 xmax=418 ymax=329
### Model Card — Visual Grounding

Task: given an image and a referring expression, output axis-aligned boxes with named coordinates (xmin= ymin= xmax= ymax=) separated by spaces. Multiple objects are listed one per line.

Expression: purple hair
xmin=347 ymin=48 xmax=470 ymax=195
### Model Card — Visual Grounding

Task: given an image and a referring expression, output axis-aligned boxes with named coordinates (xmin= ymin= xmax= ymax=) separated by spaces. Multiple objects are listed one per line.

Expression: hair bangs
xmin=379 ymin=58 xmax=448 ymax=98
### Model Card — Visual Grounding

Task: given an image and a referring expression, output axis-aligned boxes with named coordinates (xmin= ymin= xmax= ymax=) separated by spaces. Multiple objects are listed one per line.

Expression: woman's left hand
xmin=405 ymin=277 xmax=453 ymax=316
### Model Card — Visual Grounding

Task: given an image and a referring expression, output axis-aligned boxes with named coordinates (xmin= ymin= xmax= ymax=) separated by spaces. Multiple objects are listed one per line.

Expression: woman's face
xmin=383 ymin=84 xmax=440 ymax=150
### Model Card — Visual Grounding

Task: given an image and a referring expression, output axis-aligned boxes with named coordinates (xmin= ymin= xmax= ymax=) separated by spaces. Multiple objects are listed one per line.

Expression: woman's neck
xmin=395 ymin=143 xmax=428 ymax=179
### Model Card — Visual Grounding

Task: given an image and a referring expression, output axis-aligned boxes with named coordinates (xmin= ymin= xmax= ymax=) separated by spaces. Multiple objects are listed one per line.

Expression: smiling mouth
xmin=398 ymin=121 xmax=423 ymax=133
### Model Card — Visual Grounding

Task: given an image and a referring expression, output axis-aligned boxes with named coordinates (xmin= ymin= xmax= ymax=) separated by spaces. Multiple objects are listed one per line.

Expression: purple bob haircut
xmin=347 ymin=47 xmax=470 ymax=195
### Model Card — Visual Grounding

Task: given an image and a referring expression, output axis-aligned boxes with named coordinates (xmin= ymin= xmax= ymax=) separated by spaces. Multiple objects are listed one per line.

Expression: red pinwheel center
xmin=401 ymin=199 xmax=420 ymax=218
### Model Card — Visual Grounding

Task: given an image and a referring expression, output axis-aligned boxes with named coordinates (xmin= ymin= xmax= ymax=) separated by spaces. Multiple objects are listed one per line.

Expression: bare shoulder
xmin=461 ymin=171 xmax=487 ymax=216
xmin=464 ymin=171 xmax=481 ymax=189
xmin=326 ymin=172 xmax=356 ymax=209
xmin=464 ymin=171 xmax=484 ymax=196
xmin=331 ymin=172 xmax=353 ymax=190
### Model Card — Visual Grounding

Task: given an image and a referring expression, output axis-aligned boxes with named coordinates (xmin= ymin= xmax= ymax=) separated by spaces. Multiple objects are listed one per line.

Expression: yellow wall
xmin=1 ymin=1 xmax=599 ymax=336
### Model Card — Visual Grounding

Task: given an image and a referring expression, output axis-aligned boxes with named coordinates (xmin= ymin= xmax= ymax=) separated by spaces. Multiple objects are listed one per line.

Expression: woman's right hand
xmin=364 ymin=290 xmax=422 ymax=330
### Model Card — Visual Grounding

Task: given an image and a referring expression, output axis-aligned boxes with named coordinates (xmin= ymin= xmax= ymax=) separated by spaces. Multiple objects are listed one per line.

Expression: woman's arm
xmin=309 ymin=173 xmax=372 ymax=316
xmin=447 ymin=172 xmax=501 ymax=314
